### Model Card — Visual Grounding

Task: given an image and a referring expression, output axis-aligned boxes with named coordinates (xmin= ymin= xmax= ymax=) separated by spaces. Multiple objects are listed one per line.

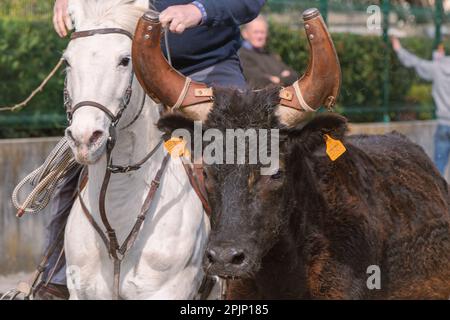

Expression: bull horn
xmin=277 ymin=8 xmax=341 ymax=126
xmin=132 ymin=11 xmax=214 ymax=120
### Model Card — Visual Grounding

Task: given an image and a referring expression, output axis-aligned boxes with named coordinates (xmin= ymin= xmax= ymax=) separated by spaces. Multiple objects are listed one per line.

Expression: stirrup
xmin=33 ymin=282 xmax=70 ymax=300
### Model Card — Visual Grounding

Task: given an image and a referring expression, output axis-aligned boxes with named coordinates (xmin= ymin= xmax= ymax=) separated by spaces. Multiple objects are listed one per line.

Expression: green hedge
xmin=268 ymin=22 xmax=440 ymax=122
xmin=0 ymin=17 xmax=444 ymax=138
xmin=0 ymin=17 xmax=68 ymax=138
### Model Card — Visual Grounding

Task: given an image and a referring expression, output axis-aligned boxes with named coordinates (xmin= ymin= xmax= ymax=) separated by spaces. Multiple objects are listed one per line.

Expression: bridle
xmin=64 ymin=27 xmax=153 ymax=173
xmin=65 ymin=27 xmax=171 ymax=300
xmin=64 ymin=27 xmax=213 ymax=300
xmin=64 ymin=28 xmax=142 ymax=131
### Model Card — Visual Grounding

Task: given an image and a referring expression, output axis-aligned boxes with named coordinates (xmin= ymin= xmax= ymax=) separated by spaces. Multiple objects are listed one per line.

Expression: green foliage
xmin=0 ymin=0 xmax=53 ymax=19
xmin=0 ymin=17 xmax=68 ymax=138
xmin=0 ymin=16 xmax=445 ymax=138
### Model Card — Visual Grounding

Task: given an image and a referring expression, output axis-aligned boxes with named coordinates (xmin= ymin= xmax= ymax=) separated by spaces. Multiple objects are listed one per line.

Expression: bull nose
xmin=206 ymin=247 xmax=246 ymax=266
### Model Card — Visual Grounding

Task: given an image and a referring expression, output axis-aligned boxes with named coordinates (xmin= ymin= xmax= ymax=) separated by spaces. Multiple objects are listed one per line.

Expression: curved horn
xmin=132 ymin=11 xmax=214 ymax=119
xmin=278 ymin=8 xmax=341 ymax=126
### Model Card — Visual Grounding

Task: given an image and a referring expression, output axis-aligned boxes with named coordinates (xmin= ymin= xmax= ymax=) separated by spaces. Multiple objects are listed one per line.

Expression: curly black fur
xmin=158 ymin=88 xmax=450 ymax=299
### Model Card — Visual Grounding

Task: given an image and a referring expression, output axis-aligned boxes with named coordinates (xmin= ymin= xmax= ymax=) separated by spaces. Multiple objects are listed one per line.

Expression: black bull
xmin=158 ymin=88 xmax=450 ymax=299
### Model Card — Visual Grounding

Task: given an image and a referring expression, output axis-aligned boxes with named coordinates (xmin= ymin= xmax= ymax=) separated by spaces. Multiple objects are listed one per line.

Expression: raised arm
xmin=392 ymin=37 xmax=436 ymax=81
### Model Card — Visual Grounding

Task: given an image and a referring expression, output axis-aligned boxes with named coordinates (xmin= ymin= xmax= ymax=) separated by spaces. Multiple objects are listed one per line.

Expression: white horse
xmin=63 ymin=0 xmax=209 ymax=299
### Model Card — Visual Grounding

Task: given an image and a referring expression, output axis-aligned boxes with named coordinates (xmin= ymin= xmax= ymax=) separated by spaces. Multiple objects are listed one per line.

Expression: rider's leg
xmin=38 ymin=164 xmax=82 ymax=297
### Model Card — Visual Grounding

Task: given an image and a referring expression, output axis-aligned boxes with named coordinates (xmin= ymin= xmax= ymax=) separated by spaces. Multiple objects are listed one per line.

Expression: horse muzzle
xmin=65 ymin=124 xmax=108 ymax=165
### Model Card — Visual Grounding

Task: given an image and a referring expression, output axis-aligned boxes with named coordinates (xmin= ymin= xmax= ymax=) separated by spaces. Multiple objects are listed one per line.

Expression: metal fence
xmin=266 ymin=0 xmax=448 ymax=122
xmin=0 ymin=0 xmax=449 ymax=131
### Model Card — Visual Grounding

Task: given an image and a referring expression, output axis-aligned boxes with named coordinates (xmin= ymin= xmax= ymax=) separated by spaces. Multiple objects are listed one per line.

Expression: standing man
xmin=39 ymin=0 xmax=265 ymax=299
xmin=392 ymin=37 xmax=450 ymax=175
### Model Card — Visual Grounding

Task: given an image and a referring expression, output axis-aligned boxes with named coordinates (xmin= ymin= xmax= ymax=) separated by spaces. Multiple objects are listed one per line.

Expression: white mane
xmin=69 ymin=0 xmax=157 ymax=33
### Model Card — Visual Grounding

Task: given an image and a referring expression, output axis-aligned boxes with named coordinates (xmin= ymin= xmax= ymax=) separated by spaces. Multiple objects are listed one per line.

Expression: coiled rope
xmin=12 ymin=137 xmax=77 ymax=217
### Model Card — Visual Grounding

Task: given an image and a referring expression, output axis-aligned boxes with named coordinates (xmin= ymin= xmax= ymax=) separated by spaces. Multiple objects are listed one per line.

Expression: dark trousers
xmin=434 ymin=123 xmax=450 ymax=175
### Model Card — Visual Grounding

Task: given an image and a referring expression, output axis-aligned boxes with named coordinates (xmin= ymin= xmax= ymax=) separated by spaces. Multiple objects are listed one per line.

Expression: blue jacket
xmin=153 ymin=0 xmax=265 ymax=75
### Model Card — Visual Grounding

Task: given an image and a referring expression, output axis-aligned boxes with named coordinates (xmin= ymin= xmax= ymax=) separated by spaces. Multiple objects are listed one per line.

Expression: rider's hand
xmin=53 ymin=0 xmax=71 ymax=38
xmin=159 ymin=4 xmax=203 ymax=34
xmin=391 ymin=37 xmax=402 ymax=52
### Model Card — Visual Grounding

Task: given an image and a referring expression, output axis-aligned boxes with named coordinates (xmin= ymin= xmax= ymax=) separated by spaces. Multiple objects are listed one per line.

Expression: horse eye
xmin=63 ymin=59 xmax=71 ymax=68
xmin=271 ymin=170 xmax=283 ymax=180
xmin=119 ymin=57 xmax=130 ymax=67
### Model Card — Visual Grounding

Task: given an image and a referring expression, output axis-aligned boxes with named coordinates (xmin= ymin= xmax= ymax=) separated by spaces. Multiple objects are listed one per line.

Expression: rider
xmin=38 ymin=0 xmax=265 ymax=299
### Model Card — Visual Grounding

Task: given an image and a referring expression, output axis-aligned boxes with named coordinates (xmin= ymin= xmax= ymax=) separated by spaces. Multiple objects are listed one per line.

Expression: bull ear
xmin=282 ymin=114 xmax=347 ymax=154
xmin=157 ymin=112 xmax=196 ymax=137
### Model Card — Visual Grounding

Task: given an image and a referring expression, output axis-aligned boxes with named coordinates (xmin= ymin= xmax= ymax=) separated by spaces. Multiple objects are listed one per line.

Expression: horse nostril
xmin=66 ymin=128 xmax=75 ymax=143
xmin=206 ymin=249 xmax=218 ymax=264
xmin=230 ymin=250 xmax=245 ymax=265
xmin=90 ymin=130 xmax=105 ymax=145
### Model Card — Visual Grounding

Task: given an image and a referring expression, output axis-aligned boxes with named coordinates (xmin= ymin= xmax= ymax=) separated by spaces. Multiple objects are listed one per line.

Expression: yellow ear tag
xmin=164 ymin=137 xmax=190 ymax=158
xmin=324 ymin=134 xmax=346 ymax=161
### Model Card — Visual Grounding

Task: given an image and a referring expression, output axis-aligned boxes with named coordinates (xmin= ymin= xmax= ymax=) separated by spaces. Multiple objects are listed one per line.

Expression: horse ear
xmin=68 ymin=0 xmax=86 ymax=31
xmin=133 ymin=0 xmax=149 ymax=9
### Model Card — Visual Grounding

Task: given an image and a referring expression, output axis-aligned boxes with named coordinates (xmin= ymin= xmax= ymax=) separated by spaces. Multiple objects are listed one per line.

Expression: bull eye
xmin=119 ymin=56 xmax=131 ymax=67
xmin=271 ymin=170 xmax=283 ymax=180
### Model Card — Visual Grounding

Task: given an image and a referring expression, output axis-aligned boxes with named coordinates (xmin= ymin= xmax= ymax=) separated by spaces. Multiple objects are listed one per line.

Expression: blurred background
xmin=1 ymin=0 xmax=449 ymax=134
xmin=0 ymin=0 xmax=449 ymax=285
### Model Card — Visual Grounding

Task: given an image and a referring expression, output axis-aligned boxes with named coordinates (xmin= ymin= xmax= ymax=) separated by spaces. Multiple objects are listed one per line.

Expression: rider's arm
xmin=396 ymin=47 xmax=437 ymax=81
xmin=195 ymin=0 xmax=266 ymax=27
xmin=160 ymin=0 xmax=266 ymax=34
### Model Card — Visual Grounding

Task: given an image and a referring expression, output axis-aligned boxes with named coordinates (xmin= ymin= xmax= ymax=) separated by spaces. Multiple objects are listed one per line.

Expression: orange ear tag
xmin=324 ymin=134 xmax=346 ymax=161
xmin=164 ymin=137 xmax=190 ymax=158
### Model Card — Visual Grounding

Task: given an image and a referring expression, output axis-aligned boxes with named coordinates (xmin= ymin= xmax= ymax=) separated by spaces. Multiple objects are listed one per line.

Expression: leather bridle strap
xmin=69 ymin=101 xmax=118 ymax=124
xmin=71 ymin=28 xmax=133 ymax=40
xmin=76 ymin=142 xmax=171 ymax=300
xmin=108 ymin=138 xmax=164 ymax=174
xmin=182 ymin=163 xmax=211 ymax=217
xmin=65 ymin=28 xmax=135 ymax=127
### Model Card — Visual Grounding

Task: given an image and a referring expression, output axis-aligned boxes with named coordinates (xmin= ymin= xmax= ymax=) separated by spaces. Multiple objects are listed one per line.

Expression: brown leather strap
xmin=119 ymin=153 xmax=171 ymax=255
xmin=99 ymin=153 xmax=121 ymax=260
xmin=182 ymin=163 xmax=211 ymax=217
xmin=76 ymin=153 xmax=171 ymax=299
xmin=108 ymin=138 xmax=164 ymax=174
xmin=77 ymin=168 xmax=110 ymax=249
xmin=71 ymin=28 xmax=133 ymax=40
xmin=69 ymin=101 xmax=118 ymax=123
